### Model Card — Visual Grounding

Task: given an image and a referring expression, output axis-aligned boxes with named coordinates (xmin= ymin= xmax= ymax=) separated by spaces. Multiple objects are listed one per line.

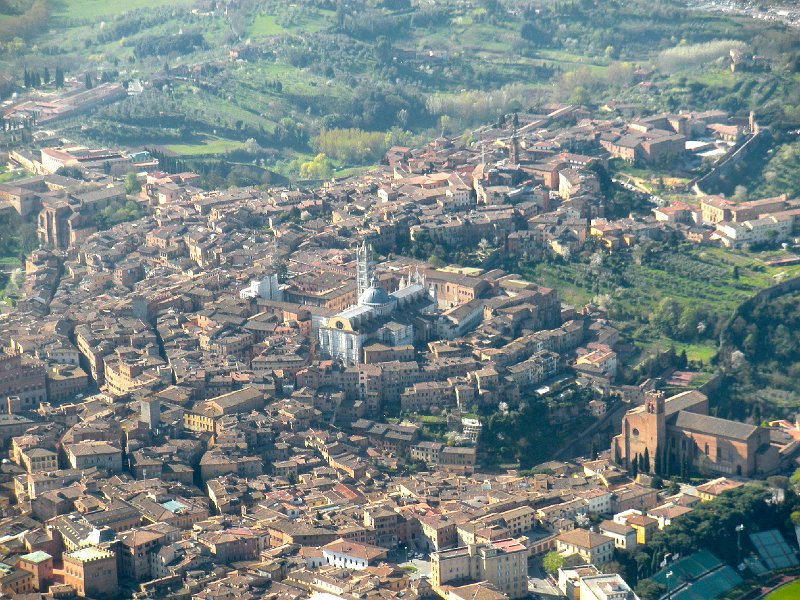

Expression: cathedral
xmin=318 ymin=243 xmax=436 ymax=365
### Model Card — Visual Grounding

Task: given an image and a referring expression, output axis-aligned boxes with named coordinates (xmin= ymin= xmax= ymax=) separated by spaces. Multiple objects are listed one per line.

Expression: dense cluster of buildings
xmin=0 ymin=102 xmax=798 ymax=599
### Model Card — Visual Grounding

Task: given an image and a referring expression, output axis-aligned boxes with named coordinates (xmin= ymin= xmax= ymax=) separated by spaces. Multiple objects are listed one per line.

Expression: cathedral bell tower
xmin=356 ymin=242 xmax=373 ymax=299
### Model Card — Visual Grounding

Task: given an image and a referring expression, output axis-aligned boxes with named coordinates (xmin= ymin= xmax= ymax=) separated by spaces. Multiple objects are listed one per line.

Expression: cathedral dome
xmin=359 ymin=278 xmax=392 ymax=306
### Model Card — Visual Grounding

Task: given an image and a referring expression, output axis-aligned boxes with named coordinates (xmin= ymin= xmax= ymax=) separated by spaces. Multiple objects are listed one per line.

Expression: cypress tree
xmin=644 ymin=447 xmax=651 ymax=473
xmin=650 ymin=551 xmax=660 ymax=576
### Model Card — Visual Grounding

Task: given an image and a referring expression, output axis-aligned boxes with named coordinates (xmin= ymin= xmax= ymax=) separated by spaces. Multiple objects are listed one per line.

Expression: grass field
xmin=52 ymin=0 xmax=195 ymax=20
xmin=166 ymin=136 xmax=244 ymax=156
xmin=766 ymin=580 xmax=800 ymax=599
xmin=0 ymin=257 xmax=20 ymax=268
xmin=250 ymin=15 xmax=284 ymax=37
xmin=638 ymin=338 xmax=719 ymax=363
xmin=0 ymin=169 xmax=25 ymax=184
xmin=535 ymin=49 xmax=608 ymax=73
xmin=249 ymin=9 xmax=332 ymax=37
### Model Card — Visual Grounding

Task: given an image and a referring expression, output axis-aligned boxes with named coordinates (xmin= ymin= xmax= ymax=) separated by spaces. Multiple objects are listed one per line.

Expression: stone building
xmin=431 ymin=538 xmax=528 ymax=599
xmin=62 ymin=546 xmax=118 ymax=598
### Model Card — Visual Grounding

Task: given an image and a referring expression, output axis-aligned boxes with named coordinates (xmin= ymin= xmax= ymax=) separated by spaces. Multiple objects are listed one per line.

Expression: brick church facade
xmin=612 ymin=390 xmax=781 ymax=478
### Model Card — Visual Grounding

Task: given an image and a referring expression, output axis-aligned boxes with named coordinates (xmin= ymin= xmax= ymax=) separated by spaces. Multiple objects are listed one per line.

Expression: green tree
xmin=374 ymin=36 xmax=393 ymax=65
xmin=84 ymin=72 xmax=93 ymax=89
xmin=299 ymin=153 xmax=333 ymax=179
xmin=543 ymin=550 xmax=565 ymax=573
xmin=790 ymin=467 xmax=800 ymax=490
xmin=635 ymin=552 xmax=651 ymax=578
xmin=636 ymin=580 xmax=667 ymax=600
xmin=677 ymin=306 xmax=700 ymax=341
xmin=271 ymin=258 xmax=289 ymax=282
xmin=677 ymin=349 xmax=688 ymax=369
xmin=568 ymin=85 xmax=590 ymax=106
xmin=124 ymin=172 xmax=141 ymax=195
xmin=651 ymin=297 xmax=682 ymax=337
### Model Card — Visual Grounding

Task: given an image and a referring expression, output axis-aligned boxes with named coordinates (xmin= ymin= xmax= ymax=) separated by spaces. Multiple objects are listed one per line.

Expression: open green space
xmin=52 ymin=0 xmax=195 ymax=21
xmin=636 ymin=338 xmax=718 ymax=364
xmin=249 ymin=10 xmax=332 ymax=37
xmin=412 ymin=414 xmax=447 ymax=425
xmin=532 ymin=247 xmax=800 ymax=320
xmin=250 ymin=14 xmax=285 ymax=37
xmin=0 ymin=168 xmax=25 ymax=184
xmin=765 ymin=580 xmax=800 ymax=599
xmin=166 ymin=136 xmax=245 ymax=156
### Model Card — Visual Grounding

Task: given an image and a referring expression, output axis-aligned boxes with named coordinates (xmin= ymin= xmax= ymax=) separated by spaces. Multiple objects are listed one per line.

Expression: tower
xmin=509 ymin=128 xmax=520 ymax=165
xmin=141 ymin=397 xmax=160 ymax=431
xmin=641 ymin=390 xmax=666 ymax=473
xmin=356 ymin=242 xmax=373 ymax=299
xmin=614 ymin=390 xmax=666 ymax=473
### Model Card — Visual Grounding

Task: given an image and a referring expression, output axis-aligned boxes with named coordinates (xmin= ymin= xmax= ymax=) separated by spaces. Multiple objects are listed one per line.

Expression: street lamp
xmin=736 ymin=524 xmax=745 ymax=569
xmin=666 ymin=570 xmax=674 ymax=600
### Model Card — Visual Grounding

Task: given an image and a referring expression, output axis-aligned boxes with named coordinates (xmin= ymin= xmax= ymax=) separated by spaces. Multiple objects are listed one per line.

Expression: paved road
xmin=528 ymin=559 xmax=561 ymax=597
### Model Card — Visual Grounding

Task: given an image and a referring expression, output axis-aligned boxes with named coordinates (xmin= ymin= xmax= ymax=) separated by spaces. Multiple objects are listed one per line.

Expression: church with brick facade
xmin=612 ymin=390 xmax=782 ymax=478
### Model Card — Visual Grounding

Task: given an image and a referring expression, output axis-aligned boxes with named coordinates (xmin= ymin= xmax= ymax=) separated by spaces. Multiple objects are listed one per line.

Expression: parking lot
xmin=399 ymin=557 xmax=431 ymax=580
xmin=392 ymin=544 xmax=432 ymax=580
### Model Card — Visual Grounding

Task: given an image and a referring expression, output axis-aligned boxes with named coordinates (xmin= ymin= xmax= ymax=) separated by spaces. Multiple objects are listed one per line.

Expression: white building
xmin=716 ymin=214 xmax=793 ymax=247
xmin=461 ymin=418 xmax=482 ymax=443
xmin=577 ymin=488 xmax=613 ymax=515
xmin=321 ymin=539 xmax=387 ymax=570
xmin=240 ymin=274 xmax=283 ymax=301
xmin=599 ymin=520 xmax=638 ymax=550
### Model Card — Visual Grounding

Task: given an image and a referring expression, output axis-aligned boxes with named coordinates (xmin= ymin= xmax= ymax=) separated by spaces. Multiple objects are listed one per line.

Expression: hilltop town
xmin=1 ymin=93 xmax=800 ymax=600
